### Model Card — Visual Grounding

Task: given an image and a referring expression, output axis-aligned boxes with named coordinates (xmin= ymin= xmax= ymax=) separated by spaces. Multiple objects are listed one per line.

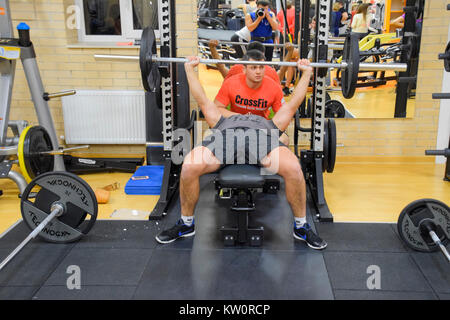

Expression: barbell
xmin=0 ymin=171 xmax=98 ymax=271
xmin=198 ymin=39 xmax=345 ymax=50
xmin=94 ymin=27 xmax=407 ymax=99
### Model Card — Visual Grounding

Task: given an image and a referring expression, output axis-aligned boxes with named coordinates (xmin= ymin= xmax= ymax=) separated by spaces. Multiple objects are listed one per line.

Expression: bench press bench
xmin=214 ymin=164 xmax=281 ymax=246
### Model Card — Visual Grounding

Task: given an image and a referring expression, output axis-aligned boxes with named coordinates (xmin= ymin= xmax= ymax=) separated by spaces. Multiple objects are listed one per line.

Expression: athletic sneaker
xmin=155 ymin=219 xmax=195 ymax=244
xmin=283 ymin=87 xmax=291 ymax=96
xmin=293 ymin=223 xmax=327 ymax=250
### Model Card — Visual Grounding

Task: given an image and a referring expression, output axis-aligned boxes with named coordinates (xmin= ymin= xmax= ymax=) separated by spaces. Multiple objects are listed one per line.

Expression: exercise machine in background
xmin=0 ymin=0 xmax=66 ymax=195
xmin=0 ymin=0 xmax=144 ymax=197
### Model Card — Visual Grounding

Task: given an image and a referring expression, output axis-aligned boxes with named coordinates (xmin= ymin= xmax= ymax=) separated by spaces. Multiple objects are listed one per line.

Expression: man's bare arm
xmin=277 ymin=42 xmax=295 ymax=81
xmin=272 ymin=60 xmax=313 ymax=131
xmin=208 ymin=40 xmax=229 ymax=78
xmin=184 ymin=57 xmax=221 ymax=128
xmin=245 ymin=13 xmax=263 ymax=32
xmin=265 ymin=10 xmax=279 ymax=31
xmin=214 ymin=99 xmax=239 ymax=118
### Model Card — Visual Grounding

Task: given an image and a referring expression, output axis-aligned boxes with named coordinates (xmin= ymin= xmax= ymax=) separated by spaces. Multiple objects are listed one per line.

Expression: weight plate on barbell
xmin=20 ymin=171 xmax=98 ymax=243
xmin=139 ymin=26 xmax=157 ymax=92
xmin=18 ymin=126 xmax=54 ymax=183
xmin=327 ymin=118 xmax=337 ymax=173
xmin=444 ymin=41 xmax=450 ymax=72
xmin=322 ymin=119 xmax=329 ymax=173
xmin=325 ymin=99 xmax=346 ymax=118
xmin=341 ymin=34 xmax=360 ymax=99
xmin=397 ymin=199 xmax=450 ymax=252
xmin=140 ymin=27 xmax=162 ymax=108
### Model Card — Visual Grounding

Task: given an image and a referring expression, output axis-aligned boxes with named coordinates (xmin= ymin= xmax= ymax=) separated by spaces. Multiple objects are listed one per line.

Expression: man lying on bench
xmin=155 ymin=55 xmax=327 ymax=250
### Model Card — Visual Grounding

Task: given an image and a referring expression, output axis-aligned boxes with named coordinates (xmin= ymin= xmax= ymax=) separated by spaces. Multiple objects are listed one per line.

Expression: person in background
xmin=350 ymin=2 xmax=359 ymax=25
xmin=277 ymin=0 xmax=296 ymax=43
xmin=351 ymin=3 xmax=371 ymax=39
xmin=390 ymin=12 xmax=423 ymax=35
xmin=237 ymin=0 xmax=258 ymax=15
xmin=331 ymin=1 xmax=349 ymax=37
xmin=230 ymin=25 xmax=252 ymax=59
xmin=245 ymin=0 xmax=279 ymax=61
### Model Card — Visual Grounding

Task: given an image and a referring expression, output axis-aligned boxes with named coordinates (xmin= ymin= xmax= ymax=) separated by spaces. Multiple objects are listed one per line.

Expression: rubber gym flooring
xmin=0 ymin=174 xmax=448 ymax=300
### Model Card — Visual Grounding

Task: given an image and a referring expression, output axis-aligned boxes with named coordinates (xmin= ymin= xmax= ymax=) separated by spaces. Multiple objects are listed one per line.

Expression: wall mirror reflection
xmin=196 ymin=0 xmax=423 ymax=119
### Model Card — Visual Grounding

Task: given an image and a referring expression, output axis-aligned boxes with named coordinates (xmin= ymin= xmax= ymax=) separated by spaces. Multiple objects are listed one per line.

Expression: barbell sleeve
xmin=38 ymin=145 xmax=90 ymax=155
xmin=429 ymin=231 xmax=450 ymax=263
xmin=94 ymin=54 xmax=407 ymax=72
xmin=43 ymin=90 xmax=77 ymax=101
xmin=0 ymin=204 xmax=63 ymax=271
xmin=432 ymin=93 xmax=450 ymax=99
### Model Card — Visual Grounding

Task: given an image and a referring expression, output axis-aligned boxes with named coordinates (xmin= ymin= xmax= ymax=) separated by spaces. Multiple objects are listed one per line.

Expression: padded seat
xmin=217 ymin=165 xmax=265 ymax=188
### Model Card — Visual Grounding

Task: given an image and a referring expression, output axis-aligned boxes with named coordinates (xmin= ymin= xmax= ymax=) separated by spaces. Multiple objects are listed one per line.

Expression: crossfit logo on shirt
xmin=235 ymin=95 xmax=268 ymax=111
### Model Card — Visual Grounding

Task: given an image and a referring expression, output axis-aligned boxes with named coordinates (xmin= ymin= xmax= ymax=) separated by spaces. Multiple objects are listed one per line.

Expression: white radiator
xmin=62 ymin=90 xmax=146 ymax=144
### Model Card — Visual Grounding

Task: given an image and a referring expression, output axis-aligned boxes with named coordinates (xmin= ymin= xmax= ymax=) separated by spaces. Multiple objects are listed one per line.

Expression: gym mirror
xmin=196 ymin=0 xmax=422 ymax=119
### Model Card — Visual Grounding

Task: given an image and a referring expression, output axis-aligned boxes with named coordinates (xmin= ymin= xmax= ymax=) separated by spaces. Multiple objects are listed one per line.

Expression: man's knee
xmin=181 ymin=147 xmax=219 ymax=180
xmin=181 ymin=162 xmax=204 ymax=181
xmin=280 ymin=159 xmax=304 ymax=182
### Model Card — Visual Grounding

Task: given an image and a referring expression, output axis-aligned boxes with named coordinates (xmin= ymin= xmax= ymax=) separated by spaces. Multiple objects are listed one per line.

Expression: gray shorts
xmin=201 ymin=127 xmax=287 ymax=166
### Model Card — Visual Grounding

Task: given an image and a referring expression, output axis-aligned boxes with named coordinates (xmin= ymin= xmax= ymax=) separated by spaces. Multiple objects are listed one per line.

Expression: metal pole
xmin=38 ymin=145 xmax=90 ymax=155
xmin=0 ymin=204 xmax=63 ymax=271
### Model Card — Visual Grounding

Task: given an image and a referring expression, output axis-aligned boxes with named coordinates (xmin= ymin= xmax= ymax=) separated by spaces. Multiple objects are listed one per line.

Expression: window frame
xmin=74 ymin=0 xmax=160 ymax=44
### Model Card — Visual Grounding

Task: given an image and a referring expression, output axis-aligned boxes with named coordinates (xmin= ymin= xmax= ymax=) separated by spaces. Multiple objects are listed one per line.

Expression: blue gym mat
xmin=124 ymin=166 xmax=164 ymax=195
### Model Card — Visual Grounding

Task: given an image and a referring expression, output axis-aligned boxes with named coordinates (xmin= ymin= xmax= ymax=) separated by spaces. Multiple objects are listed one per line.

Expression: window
xmin=75 ymin=0 xmax=160 ymax=43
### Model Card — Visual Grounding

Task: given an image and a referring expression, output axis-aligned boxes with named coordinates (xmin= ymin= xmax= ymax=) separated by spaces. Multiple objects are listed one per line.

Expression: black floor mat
xmin=0 ymin=174 xmax=448 ymax=300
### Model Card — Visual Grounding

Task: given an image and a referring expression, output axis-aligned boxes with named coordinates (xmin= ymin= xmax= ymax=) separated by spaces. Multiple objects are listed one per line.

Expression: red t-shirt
xmin=215 ymin=73 xmax=284 ymax=119
xmin=225 ymin=64 xmax=280 ymax=87
xmin=277 ymin=7 xmax=297 ymax=37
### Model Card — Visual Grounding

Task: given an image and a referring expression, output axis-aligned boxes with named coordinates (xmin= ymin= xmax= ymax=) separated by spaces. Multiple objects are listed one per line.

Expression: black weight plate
xmin=20 ymin=171 xmax=98 ymax=243
xmin=325 ymin=99 xmax=346 ymax=118
xmin=397 ymin=199 xmax=450 ymax=252
xmin=327 ymin=118 xmax=337 ymax=173
xmin=341 ymin=34 xmax=360 ymax=99
xmin=322 ymin=119 xmax=329 ymax=173
xmin=444 ymin=41 xmax=450 ymax=72
xmin=22 ymin=126 xmax=54 ymax=180
xmin=139 ymin=27 xmax=157 ymax=92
